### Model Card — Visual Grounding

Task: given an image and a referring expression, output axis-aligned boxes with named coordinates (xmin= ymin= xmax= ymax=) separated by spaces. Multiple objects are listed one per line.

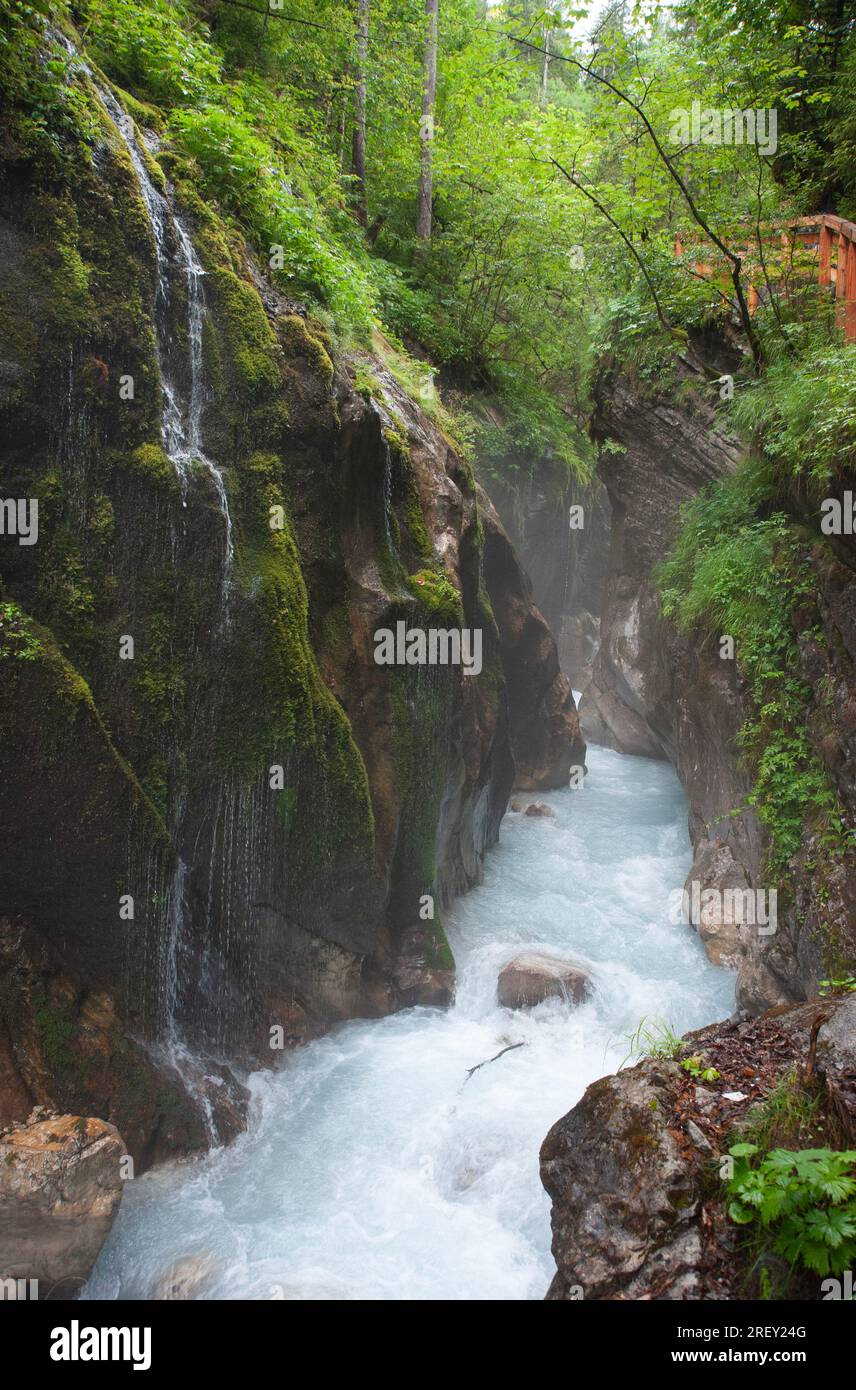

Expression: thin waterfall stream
xmin=84 ymin=738 xmax=736 ymax=1301
xmin=94 ymin=78 xmax=234 ymax=583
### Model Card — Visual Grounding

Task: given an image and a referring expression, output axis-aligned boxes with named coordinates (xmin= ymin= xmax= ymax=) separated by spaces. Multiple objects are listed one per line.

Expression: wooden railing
xmin=674 ymin=214 xmax=856 ymax=341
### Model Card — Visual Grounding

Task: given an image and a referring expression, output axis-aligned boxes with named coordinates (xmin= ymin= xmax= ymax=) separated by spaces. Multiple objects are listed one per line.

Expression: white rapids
xmin=84 ymin=742 xmax=735 ymax=1301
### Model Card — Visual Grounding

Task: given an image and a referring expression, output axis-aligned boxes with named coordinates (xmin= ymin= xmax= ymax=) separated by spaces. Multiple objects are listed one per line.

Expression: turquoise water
xmin=84 ymin=744 xmax=735 ymax=1301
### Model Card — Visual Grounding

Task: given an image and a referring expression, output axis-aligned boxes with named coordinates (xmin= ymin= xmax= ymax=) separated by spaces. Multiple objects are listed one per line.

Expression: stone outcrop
xmin=482 ymin=452 xmax=612 ymax=693
xmin=541 ymin=1059 xmax=701 ymax=1299
xmin=498 ymin=952 xmax=590 ymax=1009
xmin=816 ymin=995 xmax=856 ymax=1143
xmin=0 ymin=1113 xmax=124 ymax=1299
xmin=541 ymin=995 xmax=856 ymax=1300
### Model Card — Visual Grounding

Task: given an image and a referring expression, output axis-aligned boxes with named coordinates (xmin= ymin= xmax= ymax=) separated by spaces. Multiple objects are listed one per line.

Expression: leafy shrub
xmin=658 ymin=478 xmax=841 ymax=871
xmin=729 ymin=335 xmax=856 ymax=492
xmin=82 ymin=0 xmax=221 ymax=107
xmin=727 ymin=1143 xmax=856 ymax=1277
xmin=170 ymin=102 xmax=375 ymax=331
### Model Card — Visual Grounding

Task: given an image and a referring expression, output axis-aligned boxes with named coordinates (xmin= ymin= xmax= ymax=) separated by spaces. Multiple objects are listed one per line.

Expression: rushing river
xmin=84 ymin=741 xmax=735 ymax=1301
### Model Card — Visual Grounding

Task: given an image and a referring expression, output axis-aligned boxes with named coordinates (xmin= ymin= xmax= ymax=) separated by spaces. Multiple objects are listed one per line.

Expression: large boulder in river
xmin=498 ymin=953 xmax=590 ymax=1009
xmin=0 ymin=1114 xmax=125 ymax=1298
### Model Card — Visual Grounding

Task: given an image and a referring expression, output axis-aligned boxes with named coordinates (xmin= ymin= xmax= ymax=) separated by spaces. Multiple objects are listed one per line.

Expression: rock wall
xmin=580 ymin=352 xmax=856 ymax=1013
xmin=482 ymin=456 xmax=611 ymax=692
xmin=0 ymin=49 xmax=581 ymax=1162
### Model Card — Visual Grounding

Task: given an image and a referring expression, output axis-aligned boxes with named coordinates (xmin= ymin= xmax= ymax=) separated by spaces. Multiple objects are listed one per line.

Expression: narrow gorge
xmin=1 ymin=0 xmax=855 ymax=1326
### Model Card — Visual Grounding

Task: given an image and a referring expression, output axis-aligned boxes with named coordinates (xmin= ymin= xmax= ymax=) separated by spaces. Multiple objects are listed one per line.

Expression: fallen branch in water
xmin=462 ymin=1042 xmax=526 ymax=1087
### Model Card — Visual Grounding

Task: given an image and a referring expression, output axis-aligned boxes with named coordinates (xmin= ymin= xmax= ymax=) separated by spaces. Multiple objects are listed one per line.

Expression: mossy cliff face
xmin=0 ymin=43 xmax=580 ymax=1156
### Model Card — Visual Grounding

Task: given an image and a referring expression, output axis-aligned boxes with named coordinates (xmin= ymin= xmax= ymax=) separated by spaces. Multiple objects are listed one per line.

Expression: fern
xmin=727 ymin=1143 xmax=856 ymax=1277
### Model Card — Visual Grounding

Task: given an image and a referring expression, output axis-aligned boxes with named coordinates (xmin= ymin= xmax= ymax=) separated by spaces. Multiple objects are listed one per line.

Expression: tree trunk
xmin=351 ymin=0 xmax=369 ymax=224
xmin=416 ymin=0 xmax=438 ymax=245
xmin=540 ymin=28 xmax=550 ymax=108
xmin=338 ymin=62 xmax=350 ymax=174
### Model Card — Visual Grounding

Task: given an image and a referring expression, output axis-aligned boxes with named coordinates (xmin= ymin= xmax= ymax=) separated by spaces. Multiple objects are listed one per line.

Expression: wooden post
xmin=819 ymin=222 xmax=834 ymax=288
xmin=846 ymin=237 xmax=856 ymax=342
xmin=836 ymin=232 xmax=848 ymax=331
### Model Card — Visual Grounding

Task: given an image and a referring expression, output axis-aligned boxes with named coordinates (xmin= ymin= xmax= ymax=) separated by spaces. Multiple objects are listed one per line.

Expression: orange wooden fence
xmin=674 ymin=214 xmax=856 ymax=342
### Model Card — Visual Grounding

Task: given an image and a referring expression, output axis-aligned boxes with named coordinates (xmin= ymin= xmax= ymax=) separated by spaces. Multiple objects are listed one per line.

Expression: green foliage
xmin=729 ymin=333 xmax=856 ymax=493
xmin=0 ymin=601 xmax=43 ymax=661
xmin=658 ymin=478 xmax=841 ymax=872
xmin=169 ymin=101 xmax=375 ymax=329
xmin=819 ymin=976 xmax=856 ymax=997
xmin=82 ymin=0 xmax=222 ymax=107
xmin=621 ymin=1015 xmax=685 ymax=1068
xmin=739 ymin=1068 xmax=832 ymax=1154
xmin=680 ymin=1055 xmax=720 ymax=1083
xmin=405 ymin=568 xmax=464 ymax=623
xmin=727 ymin=1143 xmax=856 ymax=1278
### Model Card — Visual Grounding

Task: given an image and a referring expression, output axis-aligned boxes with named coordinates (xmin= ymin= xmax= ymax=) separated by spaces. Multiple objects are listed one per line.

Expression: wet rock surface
xmin=0 ymin=1114 xmax=125 ymax=1298
xmin=541 ymin=1059 xmax=702 ymax=1300
xmin=498 ymin=952 xmax=590 ymax=1009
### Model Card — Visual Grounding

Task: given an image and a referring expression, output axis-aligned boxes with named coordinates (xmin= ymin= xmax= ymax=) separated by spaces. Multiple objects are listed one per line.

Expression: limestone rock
xmin=540 ymin=1060 xmax=701 ymax=1300
xmin=498 ymin=952 xmax=589 ymax=1009
xmin=0 ymin=1115 xmax=125 ymax=1298
xmin=816 ymin=995 xmax=856 ymax=1143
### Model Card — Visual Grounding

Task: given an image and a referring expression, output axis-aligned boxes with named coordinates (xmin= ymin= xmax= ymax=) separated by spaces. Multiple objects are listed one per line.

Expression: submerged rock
xmin=0 ymin=1114 xmax=124 ymax=1298
xmin=152 ymin=1253 xmax=219 ymax=1301
xmin=497 ymin=952 xmax=589 ymax=1009
xmin=523 ymin=801 xmax=555 ymax=819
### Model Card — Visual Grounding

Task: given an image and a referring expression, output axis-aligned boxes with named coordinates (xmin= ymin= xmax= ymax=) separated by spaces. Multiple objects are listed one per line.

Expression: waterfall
xmin=92 ymin=84 xmax=234 ymax=584
xmin=47 ymin=30 xmax=233 ymax=582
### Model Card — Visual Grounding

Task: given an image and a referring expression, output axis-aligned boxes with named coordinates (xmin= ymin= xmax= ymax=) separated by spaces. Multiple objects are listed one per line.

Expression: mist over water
xmin=84 ymin=744 xmax=735 ymax=1301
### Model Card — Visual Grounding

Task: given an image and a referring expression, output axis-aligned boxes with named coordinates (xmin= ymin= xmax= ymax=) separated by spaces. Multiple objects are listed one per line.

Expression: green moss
xmin=278 ymin=313 xmax=335 ymax=387
xmin=451 ymin=455 xmax=476 ymax=497
xmin=132 ymin=600 xmax=185 ymax=728
xmin=117 ymin=443 xmax=179 ymax=490
xmin=405 ymin=569 xmax=464 ymax=623
xmin=208 ymin=269 xmax=283 ymax=401
xmin=117 ymin=87 xmax=166 ymax=136
xmin=423 ymin=913 xmax=455 ymax=972
xmin=351 ymin=361 xmax=383 ymax=401
xmin=26 ymin=205 xmax=94 ymax=338
xmin=33 ymin=991 xmax=90 ymax=1092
